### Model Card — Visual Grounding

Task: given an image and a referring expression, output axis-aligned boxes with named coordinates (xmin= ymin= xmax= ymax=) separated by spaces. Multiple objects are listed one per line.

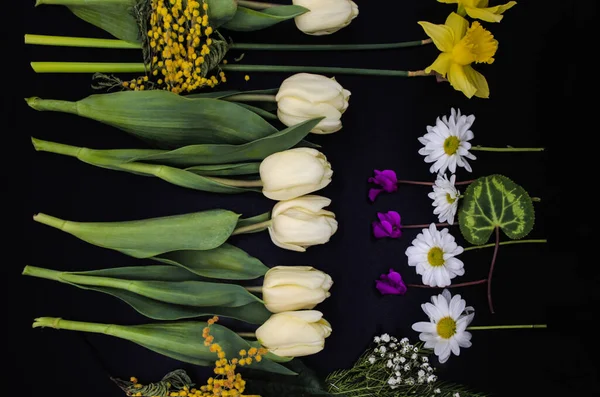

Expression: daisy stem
xmin=487 ymin=227 xmax=501 ymax=314
xmin=407 ymin=279 xmax=487 ymax=288
xmin=467 ymin=324 xmax=548 ymax=330
xmin=470 ymin=146 xmax=545 ymax=152
xmin=402 ymin=223 xmax=450 ymax=229
xmin=463 ymin=239 xmax=547 ymax=251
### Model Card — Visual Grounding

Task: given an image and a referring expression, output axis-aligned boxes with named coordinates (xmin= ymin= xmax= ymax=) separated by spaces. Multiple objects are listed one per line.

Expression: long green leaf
xmin=26 ymin=91 xmax=278 ymax=148
xmin=109 ymin=322 xmax=297 ymax=375
xmin=33 ymin=210 xmax=240 ymax=258
xmin=154 ymin=243 xmax=269 ymax=280
xmin=458 ymin=174 xmax=535 ymax=245
xmin=185 ymin=162 xmax=261 ymax=176
xmin=235 ymin=212 xmax=271 ymax=234
xmin=185 ymin=88 xmax=279 ymax=100
xmin=223 ymin=5 xmax=308 ymax=31
xmin=126 ymin=117 xmax=323 ymax=167
xmin=68 ymin=2 xmax=141 ymax=43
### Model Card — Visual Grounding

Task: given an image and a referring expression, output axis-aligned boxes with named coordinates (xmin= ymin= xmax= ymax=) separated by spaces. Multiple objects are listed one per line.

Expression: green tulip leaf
xmin=33 ymin=210 xmax=240 ymax=258
xmin=458 ymin=174 xmax=535 ymax=245
xmin=154 ymin=243 xmax=269 ymax=280
xmin=185 ymin=162 xmax=261 ymax=176
xmin=223 ymin=5 xmax=309 ymax=31
xmin=65 ymin=1 xmax=141 ymax=43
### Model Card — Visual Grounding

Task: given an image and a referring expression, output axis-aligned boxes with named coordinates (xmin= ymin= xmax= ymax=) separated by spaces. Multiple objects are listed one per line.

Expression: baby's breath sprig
xmin=325 ymin=334 xmax=488 ymax=397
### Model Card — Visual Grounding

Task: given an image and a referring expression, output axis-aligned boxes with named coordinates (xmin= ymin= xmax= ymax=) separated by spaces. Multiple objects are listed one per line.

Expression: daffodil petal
xmin=417 ymin=21 xmax=454 ymax=53
xmin=463 ymin=65 xmax=490 ymax=98
xmin=425 ymin=53 xmax=453 ymax=76
xmin=445 ymin=12 xmax=469 ymax=45
xmin=465 ymin=1 xmax=517 ymax=23
xmin=447 ymin=63 xmax=477 ymax=99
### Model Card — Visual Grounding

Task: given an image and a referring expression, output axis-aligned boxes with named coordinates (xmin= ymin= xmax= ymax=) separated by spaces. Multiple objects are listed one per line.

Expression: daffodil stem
xmin=407 ymin=279 xmax=487 ymax=289
xmin=32 ymin=317 xmax=113 ymax=335
xmin=221 ymin=64 xmax=430 ymax=77
xmin=230 ymin=39 xmax=433 ymax=51
xmin=464 ymin=239 xmax=547 ymax=251
xmin=466 ymin=324 xmax=547 ymax=330
xmin=24 ymin=34 xmax=432 ymax=51
xmin=205 ymin=176 xmax=263 ymax=188
xmin=237 ymin=0 xmax=277 ymax=9
xmin=231 ymin=220 xmax=272 ymax=236
xmin=488 ymin=227 xmax=500 ymax=314
xmin=244 ymin=286 xmax=263 ymax=293
xmin=403 ymin=223 xmax=450 ymax=229
xmin=236 ymin=332 xmax=257 ymax=338
xmin=470 ymin=146 xmax=545 ymax=152
xmin=30 ymin=62 xmax=147 ymax=73
xmin=222 ymin=94 xmax=277 ymax=102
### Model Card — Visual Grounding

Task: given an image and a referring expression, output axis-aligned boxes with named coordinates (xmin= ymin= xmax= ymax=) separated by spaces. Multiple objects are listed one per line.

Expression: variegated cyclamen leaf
xmin=458 ymin=174 xmax=535 ymax=245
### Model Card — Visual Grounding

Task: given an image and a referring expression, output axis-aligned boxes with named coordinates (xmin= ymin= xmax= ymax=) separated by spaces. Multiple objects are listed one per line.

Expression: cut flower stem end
xmin=467 ymin=324 xmax=548 ymax=330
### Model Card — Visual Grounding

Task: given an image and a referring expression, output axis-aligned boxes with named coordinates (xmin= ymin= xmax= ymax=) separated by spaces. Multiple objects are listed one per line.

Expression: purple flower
xmin=372 ymin=211 xmax=402 ymax=239
xmin=368 ymin=169 xmax=398 ymax=202
xmin=376 ymin=268 xmax=407 ymax=295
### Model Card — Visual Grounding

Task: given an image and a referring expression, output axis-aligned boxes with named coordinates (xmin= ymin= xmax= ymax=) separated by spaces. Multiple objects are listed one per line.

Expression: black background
xmin=8 ymin=0 xmax=599 ymax=396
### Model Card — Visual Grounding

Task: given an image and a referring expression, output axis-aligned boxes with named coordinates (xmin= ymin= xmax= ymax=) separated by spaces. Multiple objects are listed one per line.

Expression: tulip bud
xmin=268 ymin=195 xmax=338 ymax=252
xmin=259 ymin=148 xmax=333 ymax=201
xmin=262 ymin=266 xmax=333 ymax=313
xmin=276 ymin=73 xmax=351 ymax=134
xmin=292 ymin=0 xmax=359 ymax=36
xmin=256 ymin=310 xmax=332 ymax=357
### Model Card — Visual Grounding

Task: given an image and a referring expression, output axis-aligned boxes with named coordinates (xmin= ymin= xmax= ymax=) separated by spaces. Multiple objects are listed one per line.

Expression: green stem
xmin=470 ymin=146 xmax=545 ymax=152
xmin=237 ymin=0 xmax=277 ymax=9
xmin=32 ymin=317 xmax=114 ymax=335
xmin=205 ymin=176 xmax=263 ymax=188
xmin=22 ymin=266 xmax=62 ymax=282
xmin=245 ymin=286 xmax=263 ymax=293
xmin=463 ymin=239 xmax=547 ymax=251
xmin=231 ymin=220 xmax=272 ymax=235
xmin=236 ymin=331 xmax=257 ymax=338
xmin=24 ymin=34 xmax=140 ymax=49
xmin=467 ymin=324 xmax=547 ymax=330
xmin=403 ymin=222 xmax=449 ymax=229
xmin=31 ymin=137 xmax=82 ymax=157
xmin=30 ymin=62 xmax=147 ymax=74
xmin=222 ymin=64 xmax=429 ymax=77
xmin=222 ymin=94 xmax=277 ymax=102
xmin=230 ymin=39 xmax=433 ymax=51
xmin=33 ymin=213 xmax=67 ymax=231
xmin=25 ymin=97 xmax=78 ymax=114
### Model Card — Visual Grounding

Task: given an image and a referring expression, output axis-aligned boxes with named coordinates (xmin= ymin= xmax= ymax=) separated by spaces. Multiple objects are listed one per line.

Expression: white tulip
xmin=260 ymin=148 xmax=333 ymax=201
xmin=276 ymin=73 xmax=351 ymax=134
xmin=256 ymin=310 xmax=332 ymax=357
xmin=268 ymin=195 xmax=338 ymax=252
xmin=262 ymin=266 xmax=333 ymax=313
xmin=293 ymin=0 xmax=359 ymax=36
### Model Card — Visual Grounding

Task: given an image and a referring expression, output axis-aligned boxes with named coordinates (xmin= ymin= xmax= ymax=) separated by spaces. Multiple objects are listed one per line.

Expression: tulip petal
xmin=417 ymin=21 xmax=455 ymax=53
xmin=271 ymin=195 xmax=332 ymax=217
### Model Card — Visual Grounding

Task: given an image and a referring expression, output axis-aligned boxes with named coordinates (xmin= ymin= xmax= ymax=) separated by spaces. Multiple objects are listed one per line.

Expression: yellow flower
xmin=418 ymin=12 xmax=498 ymax=98
xmin=439 ymin=0 xmax=517 ymax=23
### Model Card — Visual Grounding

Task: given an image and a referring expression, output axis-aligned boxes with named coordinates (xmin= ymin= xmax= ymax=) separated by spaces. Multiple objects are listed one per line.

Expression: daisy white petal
xmin=429 ymin=173 xmax=460 ymax=225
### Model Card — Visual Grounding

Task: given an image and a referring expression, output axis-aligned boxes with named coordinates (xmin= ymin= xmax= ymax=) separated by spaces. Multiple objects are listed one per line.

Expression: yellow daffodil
xmin=418 ymin=12 xmax=498 ymax=98
xmin=439 ymin=0 xmax=517 ymax=23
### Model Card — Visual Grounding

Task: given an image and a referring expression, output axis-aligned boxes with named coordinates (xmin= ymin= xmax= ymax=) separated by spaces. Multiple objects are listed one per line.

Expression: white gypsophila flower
xmin=381 ymin=333 xmax=391 ymax=342
xmin=404 ymin=364 xmax=411 ymax=371
xmin=418 ymin=108 xmax=477 ymax=174
xmin=400 ymin=337 xmax=409 ymax=345
xmin=390 ymin=343 xmax=397 ymax=349
xmin=422 ymin=356 xmax=429 ymax=363
xmin=429 ymin=173 xmax=460 ymax=225
xmin=434 ymin=389 xmax=441 ymax=394
xmin=400 ymin=357 xmax=406 ymax=363
xmin=388 ymin=378 xmax=397 ymax=386
xmin=405 ymin=378 xmax=415 ymax=385
xmin=387 ymin=360 xmax=393 ymax=368
xmin=454 ymin=393 xmax=461 ymax=397
xmin=428 ymin=375 xmax=437 ymax=383
xmin=405 ymin=223 xmax=465 ymax=288
xmin=411 ymin=353 xmax=418 ymax=360
xmin=380 ymin=346 xmax=387 ymax=354
xmin=374 ymin=336 xmax=381 ymax=343
xmin=391 ymin=336 xmax=398 ymax=342
xmin=368 ymin=356 xmax=376 ymax=364
xmin=418 ymin=370 xmax=425 ymax=377
xmin=412 ymin=289 xmax=475 ymax=364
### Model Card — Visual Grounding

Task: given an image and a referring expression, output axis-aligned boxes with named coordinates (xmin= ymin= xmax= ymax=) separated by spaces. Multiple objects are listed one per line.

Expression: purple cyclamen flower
xmin=376 ymin=268 xmax=407 ymax=295
xmin=368 ymin=169 xmax=398 ymax=202
xmin=372 ymin=211 xmax=402 ymax=239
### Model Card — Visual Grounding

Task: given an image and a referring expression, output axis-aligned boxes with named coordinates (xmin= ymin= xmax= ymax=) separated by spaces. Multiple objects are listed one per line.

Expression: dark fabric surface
xmin=8 ymin=0 xmax=598 ymax=396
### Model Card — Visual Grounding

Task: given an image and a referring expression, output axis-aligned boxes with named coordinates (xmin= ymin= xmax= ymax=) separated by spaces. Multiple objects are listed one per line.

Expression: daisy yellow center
xmin=443 ymin=136 xmax=460 ymax=155
xmin=427 ymin=247 xmax=445 ymax=267
xmin=451 ymin=22 xmax=498 ymax=66
xmin=436 ymin=316 xmax=457 ymax=339
xmin=446 ymin=193 xmax=456 ymax=204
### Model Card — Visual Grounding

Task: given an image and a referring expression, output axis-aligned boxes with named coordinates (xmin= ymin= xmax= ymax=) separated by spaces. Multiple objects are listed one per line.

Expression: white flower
xmin=399 ymin=357 xmax=406 ymax=363
xmin=374 ymin=336 xmax=381 ymax=343
xmin=411 ymin=353 xmax=418 ymax=360
xmin=434 ymin=389 xmax=441 ymax=394
xmin=422 ymin=356 xmax=429 ymax=363
xmin=428 ymin=173 xmax=460 ymax=225
xmin=380 ymin=346 xmax=387 ymax=354
xmin=411 ymin=289 xmax=475 ymax=364
xmin=387 ymin=360 xmax=393 ymax=368
xmin=400 ymin=337 xmax=409 ymax=345
xmin=418 ymin=370 xmax=425 ymax=377
xmin=292 ymin=0 xmax=359 ymax=36
xmin=418 ymin=108 xmax=477 ymax=174
xmin=453 ymin=393 xmax=461 ymax=397
xmin=381 ymin=333 xmax=391 ymax=342
xmin=405 ymin=223 xmax=465 ymax=288
xmin=368 ymin=356 xmax=376 ymax=364
xmin=428 ymin=375 xmax=437 ymax=383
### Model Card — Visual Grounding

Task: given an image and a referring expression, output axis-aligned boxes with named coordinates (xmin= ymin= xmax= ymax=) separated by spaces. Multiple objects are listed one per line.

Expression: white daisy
xmin=418 ymin=108 xmax=477 ymax=174
xmin=405 ymin=223 xmax=465 ymax=287
xmin=412 ymin=289 xmax=474 ymax=364
xmin=428 ymin=173 xmax=460 ymax=225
